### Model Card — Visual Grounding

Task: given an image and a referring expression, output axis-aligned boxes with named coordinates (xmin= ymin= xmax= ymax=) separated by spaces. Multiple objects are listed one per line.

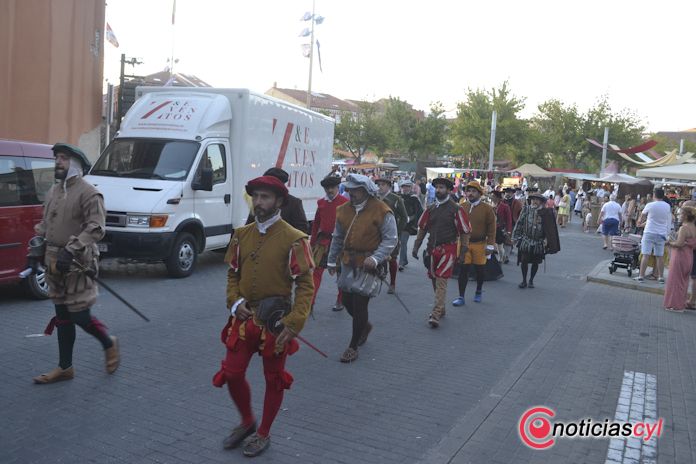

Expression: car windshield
xmin=92 ymin=139 xmax=200 ymax=181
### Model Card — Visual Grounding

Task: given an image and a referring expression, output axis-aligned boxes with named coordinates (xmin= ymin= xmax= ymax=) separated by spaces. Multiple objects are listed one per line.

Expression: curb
xmin=586 ymin=260 xmax=664 ymax=296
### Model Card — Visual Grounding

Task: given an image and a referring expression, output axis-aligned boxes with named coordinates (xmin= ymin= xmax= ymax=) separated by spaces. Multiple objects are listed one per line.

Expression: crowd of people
xmin=38 ymin=147 xmax=696 ymax=458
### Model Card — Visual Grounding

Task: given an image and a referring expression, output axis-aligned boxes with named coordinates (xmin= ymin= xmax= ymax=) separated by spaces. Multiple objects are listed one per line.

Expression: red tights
xmin=389 ymin=259 xmax=397 ymax=286
xmin=311 ymin=267 xmax=342 ymax=306
xmin=224 ymin=337 xmax=291 ymax=438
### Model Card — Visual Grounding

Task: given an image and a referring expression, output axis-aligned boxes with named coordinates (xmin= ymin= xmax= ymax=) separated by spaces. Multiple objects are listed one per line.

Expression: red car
xmin=0 ymin=139 xmax=55 ymax=299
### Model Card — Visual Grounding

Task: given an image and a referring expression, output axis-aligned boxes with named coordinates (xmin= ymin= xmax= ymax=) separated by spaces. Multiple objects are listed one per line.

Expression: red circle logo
xmin=519 ymin=406 xmax=556 ymax=449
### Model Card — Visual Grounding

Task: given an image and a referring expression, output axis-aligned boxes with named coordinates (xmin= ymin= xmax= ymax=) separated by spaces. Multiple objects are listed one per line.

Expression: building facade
xmin=0 ymin=0 xmax=106 ymax=161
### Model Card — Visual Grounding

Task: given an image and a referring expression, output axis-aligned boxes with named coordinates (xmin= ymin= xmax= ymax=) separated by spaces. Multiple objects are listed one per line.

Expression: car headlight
xmin=126 ymin=214 xmax=169 ymax=228
xmin=127 ymin=215 xmax=150 ymax=227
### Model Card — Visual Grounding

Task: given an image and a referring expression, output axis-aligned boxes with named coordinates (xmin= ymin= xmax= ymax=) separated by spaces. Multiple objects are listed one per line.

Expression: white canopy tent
xmin=636 ymin=164 xmax=696 ymax=181
xmin=596 ymin=173 xmax=652 ymax=185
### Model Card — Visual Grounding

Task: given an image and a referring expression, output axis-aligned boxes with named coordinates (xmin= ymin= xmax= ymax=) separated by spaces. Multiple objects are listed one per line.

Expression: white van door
xmin=192 ymin=141 xmax=233 ymax=249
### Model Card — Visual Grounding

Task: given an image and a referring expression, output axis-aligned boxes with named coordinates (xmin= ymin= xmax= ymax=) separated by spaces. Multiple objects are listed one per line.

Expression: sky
xmin=104 ymin=0 xmax=696 ymax=132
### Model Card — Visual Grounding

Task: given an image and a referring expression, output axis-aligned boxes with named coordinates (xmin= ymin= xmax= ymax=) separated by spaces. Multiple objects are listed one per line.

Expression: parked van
xmin=86 ymin=87 xmax=334 ymax=277
xmin=0 ymin=139 xmax=54 ymax=298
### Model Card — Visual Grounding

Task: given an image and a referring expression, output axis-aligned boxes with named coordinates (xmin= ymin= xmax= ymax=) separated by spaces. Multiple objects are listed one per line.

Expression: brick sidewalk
xmin=1 ymin=221 xmax=693 ymax=463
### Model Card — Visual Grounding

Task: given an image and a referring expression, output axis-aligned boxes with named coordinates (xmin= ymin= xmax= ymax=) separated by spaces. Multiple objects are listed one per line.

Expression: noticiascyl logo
xmin=518 ymin=406 xmax=664 ymax=450
xmin=519 ymin=406 xmax=556 ymax=449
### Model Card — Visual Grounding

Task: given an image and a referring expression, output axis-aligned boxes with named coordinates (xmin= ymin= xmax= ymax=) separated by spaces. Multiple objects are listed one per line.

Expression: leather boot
xmin=33 ymin=366 xmax=74 ymax=384
xmin=105 ymin=336 xmax=120 ymax=374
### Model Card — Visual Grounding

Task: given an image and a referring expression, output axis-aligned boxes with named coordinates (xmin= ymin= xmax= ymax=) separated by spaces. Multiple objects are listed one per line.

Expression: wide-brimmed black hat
xmin=374 ymin=177 xmax=392 ymax=185
xmin=503 ymin=187 xmax=515 ymax=193
xmin=263 ymin=167 xmax=290 ymax=184
xmin=320 ymin=175 xmax=341 ymax=188
xmin=432 ymin=177 xmax=454 ymax=190
xmin=528 ymin=193 xmax=546 ymax=201
xmin=52 ymin=143 xmax=91 ymax=174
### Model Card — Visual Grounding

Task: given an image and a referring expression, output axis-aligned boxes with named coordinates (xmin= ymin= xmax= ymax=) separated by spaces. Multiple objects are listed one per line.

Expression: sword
xmin=71 ymin=260 xmax=150 ymax=322
xmin=376 ymin=274 xmax=411 ymax=314
xmin=295 ymin=334 xmax=328 ymax=358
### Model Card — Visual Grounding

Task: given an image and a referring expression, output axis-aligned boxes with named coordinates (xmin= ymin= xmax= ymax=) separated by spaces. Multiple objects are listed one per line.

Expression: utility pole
xmin=680 ymin=138 xmax=685 ymax=155
xmin=488 ymin=110 xmax=497 ymax=172
xmin=116 ymin=54 xmax=143 ymax=130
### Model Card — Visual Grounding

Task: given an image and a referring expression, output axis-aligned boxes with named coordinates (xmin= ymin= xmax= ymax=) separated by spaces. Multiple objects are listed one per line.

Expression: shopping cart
xmin=608 ymin=235 xmax=641 ymax=277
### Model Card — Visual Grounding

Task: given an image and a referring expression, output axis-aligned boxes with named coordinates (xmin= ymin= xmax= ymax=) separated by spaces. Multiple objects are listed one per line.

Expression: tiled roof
xmin=269 ymin=88 xmax=359 ymax=113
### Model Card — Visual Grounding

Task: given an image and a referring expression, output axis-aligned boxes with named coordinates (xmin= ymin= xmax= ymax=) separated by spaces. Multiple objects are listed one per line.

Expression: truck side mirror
xmin=193 ymin=167 xmax=213 ymax=191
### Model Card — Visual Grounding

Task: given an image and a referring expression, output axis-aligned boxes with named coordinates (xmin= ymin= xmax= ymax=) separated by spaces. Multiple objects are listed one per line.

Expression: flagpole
xmin=170 ymin=0 xmax=176 ymax=80
xmin=306 ymin=0 xmax=315 ymax=109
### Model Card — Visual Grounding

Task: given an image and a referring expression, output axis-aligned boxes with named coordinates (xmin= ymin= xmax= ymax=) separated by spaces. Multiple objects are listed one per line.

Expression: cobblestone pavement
xmin=1 ymin=220 xmax=694 ymax=463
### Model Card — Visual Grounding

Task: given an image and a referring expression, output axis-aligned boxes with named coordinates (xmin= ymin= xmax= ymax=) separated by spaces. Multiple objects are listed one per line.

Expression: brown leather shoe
xmin=428 ymin=314 xmax=440 ymax=328
xmin=33 ymin=366 xmax=74 ymax=384
xmin=242 ymin=432 xmax=271 ymax=457
xmin=223 ymin=422 xmax=257 ymax=449
xmin=105 ymin=336 xmax=120 ymax=374
xmin=340 ymin=347 xmax=358 ymax=363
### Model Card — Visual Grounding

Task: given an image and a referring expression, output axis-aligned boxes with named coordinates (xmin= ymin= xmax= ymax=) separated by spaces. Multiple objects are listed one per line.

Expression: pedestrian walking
xmin=375 ymin=177 xmax=409 ymax=294
xmin=491 ymin=191 xmax=512 ymax=263
xmin=635 ymin=189 xmax=672 ymax=283
xmin=245 ymin=167 xmax=309 ymax=233
xmin=503 ymin=187 xmax=523 ymax=262
xmin=412 ymin=178 xmax=471 ymax=327
xmin=600 ymin=194 xmax=622 ymax=250
xmin=310 ymin=175 xmax=349 ymax=311
xmin=512 ymin=192 xmax=560 ymax=288
xmin=663 ymin=206 xmax=696 ymax=312
xmin=326 ymin=174 xmax=397 ymax=363
xmin=398 ymin=180 xmax=424 ymax=271
xmin=557 ymin=189 xmax=571 ymax=227
xmin=214 ymin=175 xmax=314 ymax=457
xmin=454 ymin=181 xmax=496 ymax=305
xmin=33 ymin=143 xmax=119 ymax=384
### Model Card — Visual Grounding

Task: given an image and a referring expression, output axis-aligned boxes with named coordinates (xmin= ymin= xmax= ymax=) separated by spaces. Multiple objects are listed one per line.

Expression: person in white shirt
xmin=595 ymin=186 xmax=607 ymax=199
xmin=600 ymin=194 xmax=622 ymax=249
xmin=635 ymin=188 xmax=673 ymax=283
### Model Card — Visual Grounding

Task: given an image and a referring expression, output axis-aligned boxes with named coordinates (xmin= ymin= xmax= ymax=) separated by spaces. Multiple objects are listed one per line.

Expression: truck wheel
xmin=22 ymin=269 xmax=50 ymax=299
xmin=166 ymin=232 xmax=198 ymax=278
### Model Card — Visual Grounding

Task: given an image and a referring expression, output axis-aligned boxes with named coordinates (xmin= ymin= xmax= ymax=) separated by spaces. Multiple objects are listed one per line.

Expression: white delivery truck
xmin=86 ymin=87 xmax=334 ymax=277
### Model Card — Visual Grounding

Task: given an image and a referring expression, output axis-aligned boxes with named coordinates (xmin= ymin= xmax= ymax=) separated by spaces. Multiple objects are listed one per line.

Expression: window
xmin=0 ymin=156 xmax=53 ymax=207
xmin=25 ymin=158 xmax=54 ymax=203
xmin=92 ymin=139 xmax=200 ymax=181
xmin=195 ymin=144 xmax=226 ymax=185
xmin=0 ymin=157 xmax=22 ymax=207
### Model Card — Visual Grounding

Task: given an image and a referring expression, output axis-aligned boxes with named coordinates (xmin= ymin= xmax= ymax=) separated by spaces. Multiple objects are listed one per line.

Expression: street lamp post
xmin=301 ymin=1 xmax=324 ymax=109
xmin=306 ymin=0 xmax=316 ymax=109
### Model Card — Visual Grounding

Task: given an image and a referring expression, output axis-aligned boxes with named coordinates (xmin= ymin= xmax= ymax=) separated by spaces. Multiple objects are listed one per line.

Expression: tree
xmin=382 ymin=97 xmax=418 ymax=156
xmin=334 ymin=102 xmax=387 ymax=164
xmin=411 ymin=102 xmax=449 ymax=160
xmin=649 ymin=133 xmax=696 ymax=155
xmin=450 ymin=81 xmax=529 ymax=168
xmin=529 ymin=99 xmax=585 ymax=169
xmin=529 ymin=96 xmax=645 ymax=171
xmin=582 ymin=96 xmax=645 ymax=171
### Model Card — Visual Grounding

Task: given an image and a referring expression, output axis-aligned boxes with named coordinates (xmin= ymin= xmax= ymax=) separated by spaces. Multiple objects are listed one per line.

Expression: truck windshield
xmin=92 ymin=139 xmax=200 ymax=181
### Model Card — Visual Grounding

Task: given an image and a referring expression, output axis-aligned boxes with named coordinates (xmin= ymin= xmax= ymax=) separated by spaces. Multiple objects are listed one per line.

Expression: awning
xmin=596 ymin=173 xmax=652 ymax=185
xmin=514 ymin=163 xmax=554 ymax=177
xmin=636 ymin=163 xmax=696 ymax=181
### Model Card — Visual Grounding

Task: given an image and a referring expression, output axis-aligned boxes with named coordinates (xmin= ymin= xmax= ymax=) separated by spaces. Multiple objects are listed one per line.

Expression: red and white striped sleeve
xmin=288 ymin=238 xmax=315 ymax=279
xmin=417 ymin=208 xmax=431 ymax=231
xmin=455 ymin=206 xmax=471 ymax=235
